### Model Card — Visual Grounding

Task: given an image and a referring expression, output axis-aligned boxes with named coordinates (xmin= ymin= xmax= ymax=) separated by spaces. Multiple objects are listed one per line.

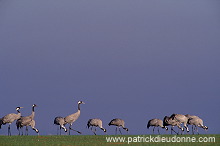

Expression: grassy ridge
xmin=0 ymin=135 xmax=219 ymax=146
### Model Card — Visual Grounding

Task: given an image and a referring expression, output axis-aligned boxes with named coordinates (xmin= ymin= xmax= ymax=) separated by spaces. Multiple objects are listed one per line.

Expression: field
xmin=0 ymin=134 xmax=219 ymax=146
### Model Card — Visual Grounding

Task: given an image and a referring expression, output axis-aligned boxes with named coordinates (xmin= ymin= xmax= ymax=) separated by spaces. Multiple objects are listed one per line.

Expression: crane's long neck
xmin=78 ymin=103 xmax=81 ymax=112
xmin=30 ymin=106 xmax=35 ymax=119
xmin=17 ymin=109 xmax=21 ymax=118
xmin=75 ymin=103 xmax=81 ymax=117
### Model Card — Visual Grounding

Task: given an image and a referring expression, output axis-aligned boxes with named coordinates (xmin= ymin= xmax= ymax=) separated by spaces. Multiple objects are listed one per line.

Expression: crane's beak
xmin=20 ymin=107 xmax=24 ymax=108
xmin=82 ymin=102 xmax=85 ymax=104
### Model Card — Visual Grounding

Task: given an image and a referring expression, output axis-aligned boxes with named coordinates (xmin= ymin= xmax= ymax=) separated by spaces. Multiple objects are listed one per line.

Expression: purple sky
xmin=0 ymin=0 xmax=220 ymax=135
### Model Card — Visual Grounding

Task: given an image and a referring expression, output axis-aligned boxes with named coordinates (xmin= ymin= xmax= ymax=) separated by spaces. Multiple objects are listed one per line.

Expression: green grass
xmin=0 ymin=134 xmax=219 ymax=146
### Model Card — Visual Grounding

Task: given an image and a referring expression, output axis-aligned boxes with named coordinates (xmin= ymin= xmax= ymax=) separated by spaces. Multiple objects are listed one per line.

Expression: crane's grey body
xmin=0 ymin=107 xmax=23 ymax=136
xmin=163 ymin=116 xmax=183 ymax=135
xmin=170 ymin=114 xmax=189 ymax=133
xmin=87 ymin=118 xmax=106 ymax=135
xmin=16 ymin=104 xmax=39 ymax=135
xmin=19 ymin=119 xmax=39 ymax=135
xmin=29 ymin=120 xmax=39 ymax=134
xmin=64 ymin=101 xmax=85 ymax=135
xmin=185 ymin=114 xmax=200 ymax=134
xmin=108 ymin=118 xmax=128 ymax=135
xmin=54 ymin=116 xmax=67 ymax=135
xmin=185 ymin=114 xmax=199 ymax=119
xmin=187 ymin=116 xmax=208 ymax=134
xmin=147 ymin=118 xmax=168 ymax=134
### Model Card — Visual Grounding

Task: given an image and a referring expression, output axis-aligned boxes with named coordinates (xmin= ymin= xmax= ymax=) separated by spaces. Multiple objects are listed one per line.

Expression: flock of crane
xmin=0 ymin=100 xmax=208 ymax=136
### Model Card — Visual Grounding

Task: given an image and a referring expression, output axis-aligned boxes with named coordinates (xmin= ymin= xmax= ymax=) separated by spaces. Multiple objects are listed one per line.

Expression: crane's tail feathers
xmin=87 ymin=119 xmax=92 ymax=129
xmin=87 ymin=123 xmax=90 ymax=129
xmin=0 ymin=119 xmax=3 ymax=129
xmin=16 ymin=121 xmax=21 ymax=130
xmin=147 ymin=122 xmax=150 ymax=129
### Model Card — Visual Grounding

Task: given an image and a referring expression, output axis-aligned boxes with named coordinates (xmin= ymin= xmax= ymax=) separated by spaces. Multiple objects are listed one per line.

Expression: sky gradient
xmin=0 ymin=0 xmax=220 ymax=135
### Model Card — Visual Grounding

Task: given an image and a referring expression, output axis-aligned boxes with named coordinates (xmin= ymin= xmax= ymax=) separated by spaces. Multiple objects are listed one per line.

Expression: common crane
xmin=54 ymin=116 xmax=67 ymax=135
xmin=16 ymin=104 xmax=38 ymax=135
xmin=170 ymin=114 xmax=189 ymax=133
xmin=64 ymin=101 xmax=85 ymax=135
xmin=163 ymin=116 xmax=183 ymax=135
xmin=0 ymin=107 xmax=23 ymax=136
xmin=87 ymin=118 xmax=106 ymax=135
xmin=187 ymin=116 xmax=208 ymax=134
xmin=108 ymin=118 xmax=128 ymax=135
xmin=147 ymin=118 xmax=168 ymax=134
xmin=185 ymin=114 xmax=199 ymax=134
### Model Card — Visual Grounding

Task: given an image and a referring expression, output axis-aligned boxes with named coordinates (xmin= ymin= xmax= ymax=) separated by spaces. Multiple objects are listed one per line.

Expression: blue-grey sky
xmin=0 ymin=0 xmax=220 ymax=135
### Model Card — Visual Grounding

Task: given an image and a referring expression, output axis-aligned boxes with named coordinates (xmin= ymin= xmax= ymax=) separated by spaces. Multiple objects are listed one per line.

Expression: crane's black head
xmin=102 ymin=128 xmax=107 ymax=132
xmin=204 ymin=126 xmax=208 ymax=130
xmin=33 ymin=104 xmax=37 ymax=107
xmin=78 ymin=101 xmax=85 ymax=104
xmin=164 ymin=126 xmax=168 ymax=130
xmin=16 ymin=107 xmax=23 ymax=110
xmin=123 ymin=127 xmax=129 ymax=131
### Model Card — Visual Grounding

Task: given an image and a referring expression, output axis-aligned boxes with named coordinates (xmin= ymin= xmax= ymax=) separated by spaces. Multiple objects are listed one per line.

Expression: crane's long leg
xmin=179 ymin=128 xmax=183 ymax=135
xmin=165 ymin=127 xmax=168 ymax=134
xmin=8 ymin=124 xmax=11 ymax=136
xmin=195 ymin=126 xmax=199 ymax=135
xmin=69 ymin=124 xmax=81 ymax=134
xmin=92 ymin=127 xmax=97 ymax=135
xmin=94 ymin=127 xmax=97 ymax=135
xmin=19 ymin=127 xmax=22 ymax=136
xmin=177 ymin=125 xmax=183 ymax=135
xmin=158 ymin=127 xmax=160 ymax=135
xmin=69 ymin=125 xmax=71 ymax=135
xmin=22 ymin=127 xmax=24 ymax=135
xmin=171 ymin=127 xmax=178 ymax=135
xmin=90 ymin=126 xmax=93 ymax=134
xmin=90 ymin=126 xmax=94 ymax=135
xmin=69 ymin=128 xmax=81 ymax=134
xmin=18 ymin=126 xmax=20 ymax=136
xmin=171 ymin=127 xmax=172 ymax=135
xmin=19 ymin=126 xmax=23 ymax=136
xmin=184 ymin=124 xmax=189 ymax=133
xmin=192 ymin=125 xmax=194 ymax=135
xmin=115 ymin=127 xmax=117 ymax=135
xmin=119 ymin=127 xmax=122 ymax=135
xmin=25 ymin=126 xmax=29 ymax=135
xmin=153 ymin=127 xmax=155 ymax=134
